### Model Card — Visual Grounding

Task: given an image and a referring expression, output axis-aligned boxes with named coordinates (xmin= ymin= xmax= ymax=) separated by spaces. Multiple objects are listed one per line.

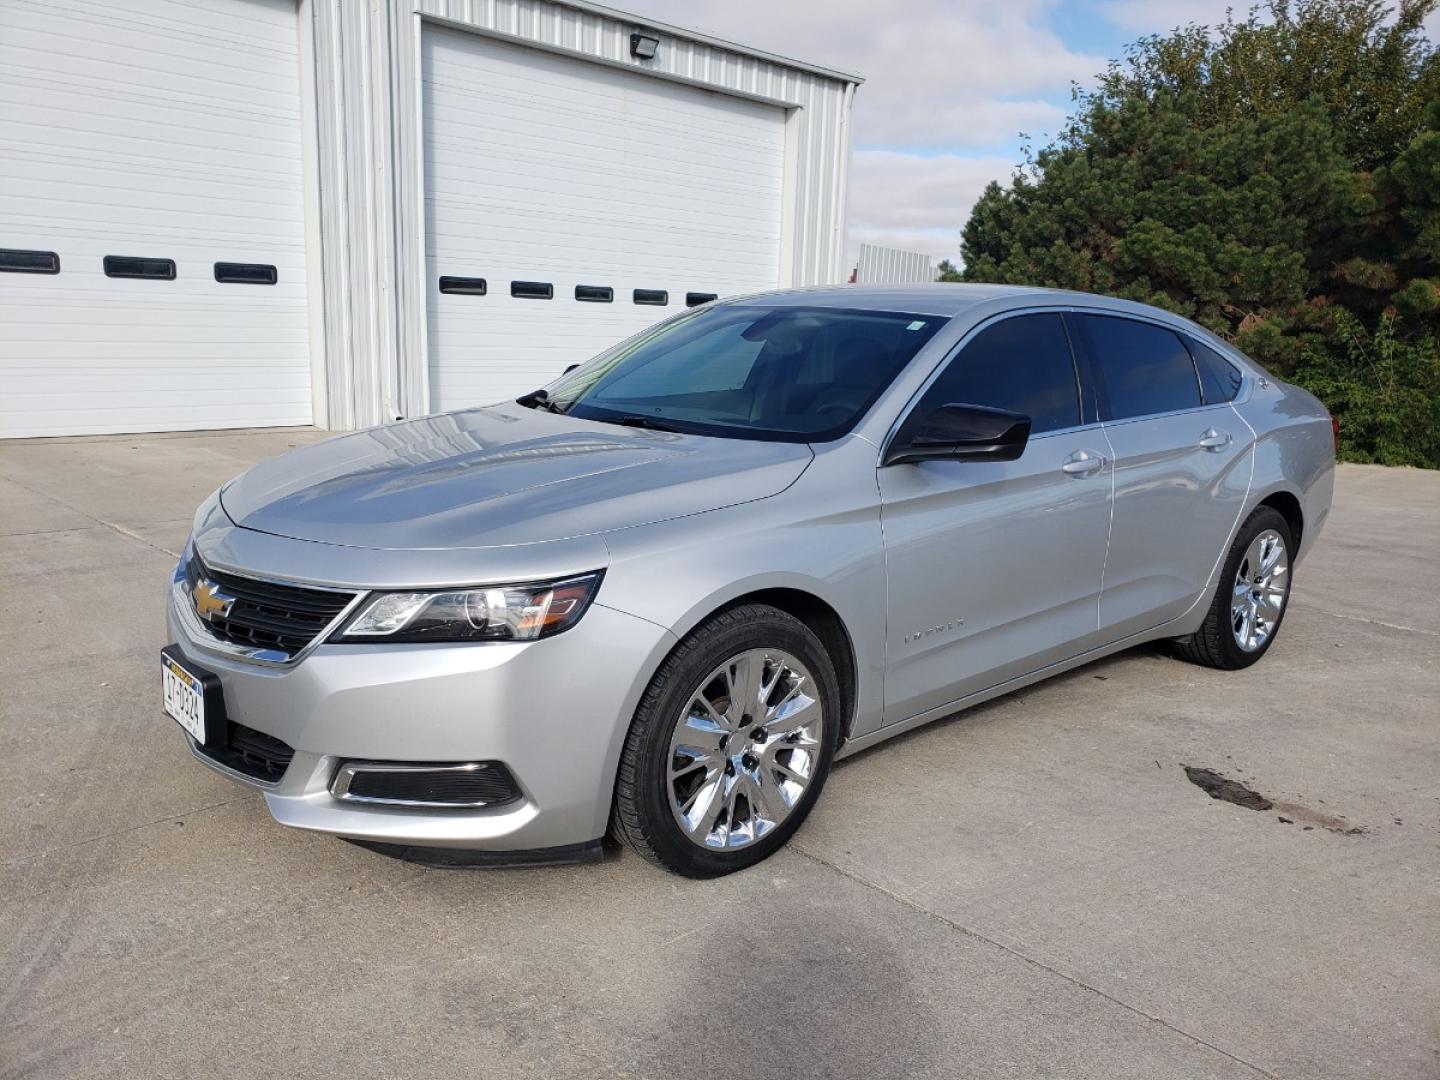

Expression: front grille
xmin=186 ymin=554 xmax=355 ymax=657
xmin=335 ymin=762 xmax=521 ymax=807
xmin=199 ymin=722 xmax=295 ymax=784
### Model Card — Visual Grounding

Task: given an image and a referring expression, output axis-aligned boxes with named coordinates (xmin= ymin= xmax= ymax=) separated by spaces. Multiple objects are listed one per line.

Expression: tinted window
xmin=1189 ymin=339 xmax=1244 ymax=403
xmin=917 ymin=314 xmax=1080 ymax=434
xmin=1081 ymin=315 xmax=1202 ymax=420
xmin=542 ymin=305 xmax=945 ymax=442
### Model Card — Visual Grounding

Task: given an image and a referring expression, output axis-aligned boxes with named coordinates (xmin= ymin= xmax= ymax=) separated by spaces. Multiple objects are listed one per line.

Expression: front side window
xmin=914 ymin=313 xmax=1081 ymax=434
xmin=539 ymin=305 xmax=946 ymax=442
xmin=1079 ymin=315 xmax=1203 ymax=420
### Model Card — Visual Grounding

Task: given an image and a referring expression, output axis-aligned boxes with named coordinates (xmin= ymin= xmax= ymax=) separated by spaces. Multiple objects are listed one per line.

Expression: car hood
xmin=220 ymin=405 xmax=814 ymax=550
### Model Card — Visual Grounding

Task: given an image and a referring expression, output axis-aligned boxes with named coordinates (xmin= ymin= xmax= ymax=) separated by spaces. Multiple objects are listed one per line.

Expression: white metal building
xmin=854 ymin=243 xmax=934 ymax=285
xmin=0 ymin=0 xmax=860 ymax=439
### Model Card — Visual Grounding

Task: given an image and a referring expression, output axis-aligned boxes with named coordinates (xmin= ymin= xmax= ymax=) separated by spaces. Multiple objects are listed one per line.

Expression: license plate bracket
xmin=161 ymin=645 xmax=227 ymax=747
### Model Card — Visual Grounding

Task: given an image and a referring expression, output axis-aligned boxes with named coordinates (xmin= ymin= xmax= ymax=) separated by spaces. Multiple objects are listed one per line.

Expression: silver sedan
xmin=162 ymin=285 xmax=1335 ymax=876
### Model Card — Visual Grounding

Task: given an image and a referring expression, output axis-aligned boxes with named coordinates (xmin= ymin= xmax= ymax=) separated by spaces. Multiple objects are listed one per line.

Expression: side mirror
xmin=883 ymin=403 xmax=1031 ymax=467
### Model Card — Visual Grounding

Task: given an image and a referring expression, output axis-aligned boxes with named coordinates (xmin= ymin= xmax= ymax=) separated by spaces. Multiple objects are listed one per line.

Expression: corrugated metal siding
xmin=856 ymin=243 xmax=934 ymax=285
xmin=308 ymin=0 xmax=857 ymax=427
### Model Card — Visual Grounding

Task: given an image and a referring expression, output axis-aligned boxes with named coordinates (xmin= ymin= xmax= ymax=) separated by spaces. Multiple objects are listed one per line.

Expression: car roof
xmin=727 ymin=283 xmax=1177 ymax=322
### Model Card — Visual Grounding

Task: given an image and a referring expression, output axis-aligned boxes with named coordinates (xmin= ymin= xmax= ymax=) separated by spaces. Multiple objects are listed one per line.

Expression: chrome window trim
xmin=330 ymin=761 xmax=514 ymax=809
xmin=172 ymin=563 xmax=370 ymax=669
xmin=1094 ymin=399 xmax=1240 ymax=430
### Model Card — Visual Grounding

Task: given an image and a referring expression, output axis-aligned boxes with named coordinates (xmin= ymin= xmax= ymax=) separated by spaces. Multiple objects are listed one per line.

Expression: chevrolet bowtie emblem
xmin=192 ymin=579 xmax=236 ymax=621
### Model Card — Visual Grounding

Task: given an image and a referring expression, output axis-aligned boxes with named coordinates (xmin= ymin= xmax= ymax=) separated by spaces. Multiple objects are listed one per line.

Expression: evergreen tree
xmin=959 ymin=0 xmax=1440 ymax=466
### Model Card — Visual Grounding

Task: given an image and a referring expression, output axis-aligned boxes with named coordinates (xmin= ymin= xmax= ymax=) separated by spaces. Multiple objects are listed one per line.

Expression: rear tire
xmin=610 ymin=603 xmax=840 ymax=878
xmin=1173 ymin=506 xmax=1294 ymax=670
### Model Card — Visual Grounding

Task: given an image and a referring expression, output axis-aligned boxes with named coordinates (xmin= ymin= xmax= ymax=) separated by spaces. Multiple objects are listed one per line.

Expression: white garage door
xmin=423 ymin=29 xmax=787 ymax=413
xmin=0 ymin=0 xmax=311 ymax=438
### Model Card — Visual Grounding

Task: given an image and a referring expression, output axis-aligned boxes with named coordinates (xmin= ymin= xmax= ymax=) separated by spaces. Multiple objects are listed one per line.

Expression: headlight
xmin=334 ymin=572 xmax=603 ymax=644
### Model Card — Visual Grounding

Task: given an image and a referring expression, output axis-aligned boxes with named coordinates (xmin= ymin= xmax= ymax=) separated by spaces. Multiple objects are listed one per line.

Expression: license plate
xmin=162 ymin=652 xmax=207 ymax=742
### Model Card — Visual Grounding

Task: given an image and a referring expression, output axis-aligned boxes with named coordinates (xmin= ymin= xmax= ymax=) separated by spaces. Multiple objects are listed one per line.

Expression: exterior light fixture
xmin=630 ymin=33 xmax=659 ymax=60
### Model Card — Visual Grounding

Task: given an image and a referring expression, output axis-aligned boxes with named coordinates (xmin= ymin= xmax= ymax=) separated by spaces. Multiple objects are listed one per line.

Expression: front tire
xmin=1174 ymin=506 xmax=1294 ymax=670
xmin=610 ymin=603 xmax=840 ymax=878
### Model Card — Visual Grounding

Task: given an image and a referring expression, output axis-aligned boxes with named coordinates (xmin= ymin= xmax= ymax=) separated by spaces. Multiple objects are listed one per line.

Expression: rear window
xmin=1079 ymin=315 xmax=1202 ymax=420
xmin=1188 ymin=339 xmax=1244 ymax=404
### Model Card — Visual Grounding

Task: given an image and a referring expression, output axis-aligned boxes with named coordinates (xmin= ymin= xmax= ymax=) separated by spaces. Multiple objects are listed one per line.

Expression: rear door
xmin=877 ymin=312 xmax=1113 ymax=726
xmin=1073 ymin=314 xmax=1253 ymax=638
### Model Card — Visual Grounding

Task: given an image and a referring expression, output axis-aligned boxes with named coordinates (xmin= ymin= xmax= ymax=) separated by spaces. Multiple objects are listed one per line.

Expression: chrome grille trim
xmin=174 ymin=555 xmax=368 ymax=668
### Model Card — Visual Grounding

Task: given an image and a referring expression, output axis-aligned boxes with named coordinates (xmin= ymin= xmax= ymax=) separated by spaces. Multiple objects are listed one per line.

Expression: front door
xmin=877 ymin=313 xmax=1113 ymax=727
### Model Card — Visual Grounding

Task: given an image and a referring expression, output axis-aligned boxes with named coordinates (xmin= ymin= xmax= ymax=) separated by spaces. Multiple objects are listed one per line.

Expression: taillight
xmin=1330 ymin=414 xmax=1341 ymax=455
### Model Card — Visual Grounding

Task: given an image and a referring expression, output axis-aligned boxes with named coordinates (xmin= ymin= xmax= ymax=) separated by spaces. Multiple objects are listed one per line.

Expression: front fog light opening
xmin=331 ymin=761 xmax=521 ymax=808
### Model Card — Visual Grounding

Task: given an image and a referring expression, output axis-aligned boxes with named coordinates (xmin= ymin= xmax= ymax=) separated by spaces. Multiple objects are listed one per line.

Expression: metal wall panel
xmin=855 ymin=243 xmax=935 ymax=285
xmin=307 ymin=0 xmax=859 ymax=428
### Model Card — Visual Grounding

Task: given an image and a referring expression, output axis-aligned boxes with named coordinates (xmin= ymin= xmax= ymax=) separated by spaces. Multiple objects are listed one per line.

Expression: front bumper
xmin=168 ymin=573 xmax=675 ymax=852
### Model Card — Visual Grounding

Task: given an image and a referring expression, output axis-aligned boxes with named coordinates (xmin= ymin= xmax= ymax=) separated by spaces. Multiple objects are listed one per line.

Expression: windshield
xmin=529 ymin=305 xmax=947 ymax=442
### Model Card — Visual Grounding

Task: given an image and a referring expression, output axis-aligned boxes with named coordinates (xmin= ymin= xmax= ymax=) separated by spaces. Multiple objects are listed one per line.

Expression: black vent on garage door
xmin=0 ymin=248 xmax=60 ymax=274
xmin=215 ymin=262 xmax=278 ymax=285
xmin=104 ymin=255 xmax=176 ymax=280
xmin=438 ymin=276 xmax=487 ymax=295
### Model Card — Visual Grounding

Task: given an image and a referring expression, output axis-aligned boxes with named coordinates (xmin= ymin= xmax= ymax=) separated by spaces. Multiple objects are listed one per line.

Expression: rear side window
xmin=1080 ymin=315 xmax=1202 ymax=420
xmin=1188 ymin=339 xmax=1244 ymax=403
xmin=917 ymin=313 xmax=1080 ymax=434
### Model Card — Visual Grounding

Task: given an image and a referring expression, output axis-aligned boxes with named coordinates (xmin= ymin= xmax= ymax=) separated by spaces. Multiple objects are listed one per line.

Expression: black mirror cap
xmin=883 ymin=403 xmax=1032 ymax=466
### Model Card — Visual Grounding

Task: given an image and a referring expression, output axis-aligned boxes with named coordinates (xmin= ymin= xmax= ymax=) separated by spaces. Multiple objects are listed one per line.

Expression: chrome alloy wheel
xmin=1232 ymin=528 xmax=1289 ymax=652
xmin=667 ymin=648 xmax=825 ymax=850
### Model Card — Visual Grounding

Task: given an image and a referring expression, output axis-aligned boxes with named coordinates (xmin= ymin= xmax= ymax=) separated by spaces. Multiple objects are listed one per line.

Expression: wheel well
xmin=1259 ymin=491 xmax=1303 ymax=550
xmin=721 ymin=588 xmax=858 ymax=742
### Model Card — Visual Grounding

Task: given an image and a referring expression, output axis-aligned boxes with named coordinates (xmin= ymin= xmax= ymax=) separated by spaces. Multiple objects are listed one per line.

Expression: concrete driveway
xmin=2 ymin=429 xmax=1436 ymax=1079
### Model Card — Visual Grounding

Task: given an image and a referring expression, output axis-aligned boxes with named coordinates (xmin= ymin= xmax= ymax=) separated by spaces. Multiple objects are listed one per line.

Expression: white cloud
xmin=846 ymin=151 xmax=1020 ymax=265
xmin=624 ymin=2 xmax=1106 ymax=264
xmin=625 ymin=0 xmax=1105 ymax=151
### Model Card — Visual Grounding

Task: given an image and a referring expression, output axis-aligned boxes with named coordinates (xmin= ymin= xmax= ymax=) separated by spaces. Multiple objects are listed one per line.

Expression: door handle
xmin=1061 ymin=449 xmax=1105 ymax=477
xmin=1198 ymin=428 xmax=1232 ymax=451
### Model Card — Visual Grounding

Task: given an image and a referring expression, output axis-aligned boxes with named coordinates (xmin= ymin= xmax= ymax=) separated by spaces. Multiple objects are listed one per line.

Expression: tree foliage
xmin=959 ymin=0 xmax=1440 ymax=467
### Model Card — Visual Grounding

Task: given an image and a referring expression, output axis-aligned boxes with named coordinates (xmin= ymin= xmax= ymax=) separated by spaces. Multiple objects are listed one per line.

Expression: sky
xmin=625 ymin=0 xmax=1440 ymax=269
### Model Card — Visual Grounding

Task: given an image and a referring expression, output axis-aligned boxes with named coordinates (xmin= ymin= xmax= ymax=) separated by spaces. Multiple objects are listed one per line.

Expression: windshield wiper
xmin=516 ymin=389 xmax=567 ymax=414
xmin=591 ymin=413 xmax=685 ymax=433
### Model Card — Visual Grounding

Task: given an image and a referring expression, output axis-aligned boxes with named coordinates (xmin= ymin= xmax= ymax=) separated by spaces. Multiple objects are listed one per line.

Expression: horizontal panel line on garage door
xmin=1 ymin=183 xmax=306 ymax=225
xmin=425 ymin=222 xmax=781 ymax=258
xmin=31 ymin=0 xmax=298 ymax=50
xmin=3 ymin=12 xmax=298 ymax=70
xmin=3 ymin=140 xmax=306 ymax=188
xmin=425 ymin=248 xmax=780 ymax=279
xmin=0 ymin=111 xmax=302 ymax=161
xmin=422 ymin=68 xmax=783 ymax=137
xmin=423 ymin=117 xmax=780 ymax=177
xmin=423 ymin=194 xmax=781 ymax=233
xmin=423 ymin=92 xmax=789 ymax=157
xmin=0 ymin=67 xmax=302 ymax=131
xmin=425 ymin=161 xmax=782 ymax=207
xmin=15 ymin=0 xmax=299 ymax=44
xmin=0 ymin=295 xmax=306 ymax=311
xmin=0 ymin=51 xmax=302 ymax=109
xmin=2 ymin=395 xmax=312 ymax=416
